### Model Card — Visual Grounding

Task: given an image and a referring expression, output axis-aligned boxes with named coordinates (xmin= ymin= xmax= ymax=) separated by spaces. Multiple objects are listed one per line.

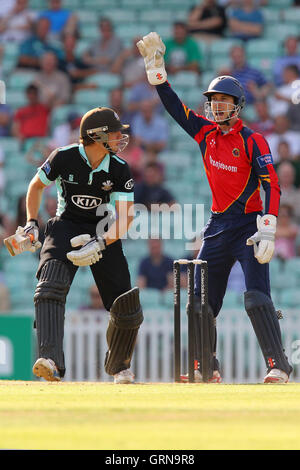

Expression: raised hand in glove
xmin=136 ymin=32 xmax=167 ymax=85
xmin=66 ymin=234 xmax=106 ymax=266
xmin=246 ymin=214 xmax=277 ymax=264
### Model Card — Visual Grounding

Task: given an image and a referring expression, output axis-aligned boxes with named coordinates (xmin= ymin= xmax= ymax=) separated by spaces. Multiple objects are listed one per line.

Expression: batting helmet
xmin=80 ymin=107 xmax=130 ymax=150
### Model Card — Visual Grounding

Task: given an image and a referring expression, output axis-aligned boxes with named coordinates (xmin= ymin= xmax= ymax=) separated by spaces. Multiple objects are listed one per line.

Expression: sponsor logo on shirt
xmin=71 ymin=195 xmax=102 ymax=209
xmin=209 ymin=155 xmax=237 ymax=173
xmin=42 ymin=161 xmax=51 ymax=175
xmin=124 ymin=178 xmax=134 ymax=190
xmin=256 ymin=154 xmax=273 ymax=168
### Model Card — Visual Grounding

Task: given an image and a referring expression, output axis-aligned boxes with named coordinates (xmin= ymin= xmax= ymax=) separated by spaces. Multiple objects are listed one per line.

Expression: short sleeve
xmin=110 ymin=158 xmax=134 ymax=203
xmin=37 ymin=148 xmax=61 ymax=186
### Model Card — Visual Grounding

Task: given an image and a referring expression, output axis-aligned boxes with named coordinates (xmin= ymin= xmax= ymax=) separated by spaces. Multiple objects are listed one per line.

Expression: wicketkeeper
xmin=137 ymin=32 xmax=292 ymax=384
xmin=12 ymin=107 xmax=143 ymax=384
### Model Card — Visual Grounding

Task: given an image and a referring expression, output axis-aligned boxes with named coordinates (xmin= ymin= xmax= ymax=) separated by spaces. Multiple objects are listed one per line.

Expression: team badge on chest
xmin=232 ymin=148 xmax=240 ymax=157
xmin=102 ymin=180 xmax=114 ymax=191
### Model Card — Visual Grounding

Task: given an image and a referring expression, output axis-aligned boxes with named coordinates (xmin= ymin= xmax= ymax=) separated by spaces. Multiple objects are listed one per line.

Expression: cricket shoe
xmin=263 ymin=368 xmax=289 ymax=384
xmin=114 ymin=369 xmax=135 ymax=384
xmin=180 ymin=369 xmax=222 ymax=383
xmin=33 ymin=358 xmax=61 ymax=382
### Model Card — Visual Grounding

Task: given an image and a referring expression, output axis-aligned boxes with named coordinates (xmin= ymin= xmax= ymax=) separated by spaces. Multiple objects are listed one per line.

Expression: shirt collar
xmin=217 ymin=118 xmax=243 ymax=135
xmin=78 ymin=143 xmax=110 ymax=173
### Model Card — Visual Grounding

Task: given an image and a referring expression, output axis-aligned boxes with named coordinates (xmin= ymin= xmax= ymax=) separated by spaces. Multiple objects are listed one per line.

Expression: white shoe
xmin=33 ymin=358 xmax=61 ymax=382
xmin=114 ymin=369 xmax=135 ymax=384
xmin=263 ymin=368 xmax=289 ymax=384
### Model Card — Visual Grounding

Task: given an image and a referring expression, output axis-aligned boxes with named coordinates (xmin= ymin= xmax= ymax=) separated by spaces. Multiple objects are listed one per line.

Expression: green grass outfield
xmin=1 ymin=381 xmax=300 ymax=450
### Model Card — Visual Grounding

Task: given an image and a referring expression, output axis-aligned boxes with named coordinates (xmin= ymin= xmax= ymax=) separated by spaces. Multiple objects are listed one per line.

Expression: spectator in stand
xmin=229 ymin=44 xmax=271 ymax=105
xmin=227 ymin=261 xmax=246 ymax=294
xmin=268 ymin=65 xmax=300 ymax=118
xmin=12 ymin=83 xmax=50 ymax=143
xmin=127 ymin=73 xmax=163 ymax=115
xmin=39 ymin=0 xmax=78 ymax=41
xmin=134 ymin=161 xmax=175 ymax=210
xmin=274 ymin=141 xmax=300 ymax=188
xmin=83 ymin=17 xmax=122 ymax=73
xmin=111 ymin=36 xmax=146 ymax=88
xmin=109 ymin=87 xmax=134 ymax=128
xmin=0 ymin=273 xmax=11 ymax=312
xmin=137 ymin=238 xmax=174 ymax=291
xmin=227 ymin=0 xmax=264 ymax=41
xmin=0 ymin=0 xmax=16 ymax=18
xmin=274 ymin=204 xmax=299 ymax=261
xmin=0 ymin=146 xmax=5 ymax=195
xmin=50 ymin=111 xmax=81 ymax=148
xmin=0 ymin=0 xmax=36 ymax=44
xmin=120 ymin=128 xmax=144 ymax=182
xmin=273 ymin=36 xmax=300 ymax=87
xmin=80 ymin=284 xmax=105 ymax=311
xmin=187 ymin=0 xmax=227 ymax=42
xmin=17 ymin=16 xmax=62 ymax=69
xmin=277 ymin=161 xmax=300 ymax=222
xmin=131 ymin=100 xmax=169 ymax=153
xmin=266 ymin=115 xmax=300 ymax=163
xmin=58 ymin=32 xmax=97 ymax=92
xmin=33 ymin=51 xmax=71 ymax=108
xmin=0 ymin=104 xmax=12 ymax=136
xmin=250 ymin=99 xmax=274 ymax=137
xmin=164 ymin=22 xmax=203 ymax=75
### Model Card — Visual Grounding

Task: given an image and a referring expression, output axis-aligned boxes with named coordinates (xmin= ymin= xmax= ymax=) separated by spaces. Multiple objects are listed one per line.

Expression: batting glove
xmin=246 ymin=214 xmax=277 ymax=264
xmin=136 ymin=32 xmax=167 ymax=85
xmin=23 ymin=219 xmax=42 ymax=252
xmin=67 ymin=234 xmax=106 ymax=266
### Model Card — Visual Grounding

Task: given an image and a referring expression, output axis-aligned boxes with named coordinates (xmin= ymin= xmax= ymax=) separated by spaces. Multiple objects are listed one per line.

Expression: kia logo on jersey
xmin=71 ymin=195 xmax=102 ymax=209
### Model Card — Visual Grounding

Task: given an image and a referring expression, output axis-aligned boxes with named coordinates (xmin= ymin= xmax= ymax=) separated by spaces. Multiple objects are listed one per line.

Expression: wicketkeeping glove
xmin=66 ymin=234 xmax=106 ymax=266
xmin=246 ymin=214 xmax=277 ymax=264
xmin=136 ymin=32 xmax=167 ymax=85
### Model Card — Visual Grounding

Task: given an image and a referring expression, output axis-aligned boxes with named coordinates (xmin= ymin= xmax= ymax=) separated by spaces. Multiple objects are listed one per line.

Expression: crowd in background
xmin=0 ymin=0 xmax=300 ymax=311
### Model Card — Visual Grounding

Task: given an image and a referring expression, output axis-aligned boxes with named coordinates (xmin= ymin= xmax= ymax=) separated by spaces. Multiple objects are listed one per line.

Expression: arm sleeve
xmin=37 ymin=148 xmax=61 ymax=186
xmin=110 ymin=160 xmax=134 ymax=204
xmin=249 ymin=133 xmax=281 ymax=216
xmin=155 ymin=81 xmax=214 ymax=143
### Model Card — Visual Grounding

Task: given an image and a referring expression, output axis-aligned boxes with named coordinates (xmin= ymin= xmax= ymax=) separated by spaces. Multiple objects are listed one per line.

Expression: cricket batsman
xmin=7 ymin=107 xmax=143 ymax=384
xmin=137 ymin=32 xmax=292 ymax=384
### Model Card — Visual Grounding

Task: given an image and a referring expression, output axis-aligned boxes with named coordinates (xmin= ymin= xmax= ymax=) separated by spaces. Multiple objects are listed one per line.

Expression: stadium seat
xmin=140 ymin=288 xmax=164 ymax=309
xmin=73 ymin=89 xmax=110 ymax=107
xmin=84 ymin=73 xmax=121 ymax=90
xmin=282 ymin=8 xmax=300 ymax=23
xmin=246 ymin=39 xmax=281 ymax=59
xmin=264 ymin=23 xmax=298 ymax=42
xmin=105 ymin=9 xmax=137 ymax=23
xmin=7 ymin=71 xmax=37 ymax=91
xmin=168 ymin=71 xmax=200 ymax=89
xmin=280 ymin=288 xmax=300 ymax=308
xmin=0 ymin=138 xmax=20 ymax=153
xmin=115 ymin=23 xmax=152 ymax=41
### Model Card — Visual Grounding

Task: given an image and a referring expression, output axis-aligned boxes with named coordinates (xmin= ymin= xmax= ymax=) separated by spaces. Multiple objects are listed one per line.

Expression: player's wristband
xmin=27 ymin=218 xmax=39 ymax=228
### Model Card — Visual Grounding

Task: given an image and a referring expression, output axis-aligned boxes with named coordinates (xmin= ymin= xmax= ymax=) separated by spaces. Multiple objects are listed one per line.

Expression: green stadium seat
xmin=82 ymin=0 xmax=119 ymax=8
xmin=80 ymin=24 xmax=99 ymax=40
xmin=264 ymin=23 xmax=298 ymax=42
xmin=73 ymin=89 xmax=110 ymax=107
xmin=222 ymin=290 xmax=243 ymax=309
xmin=7 ymin=70 xmax=37 ymax=91
xmin=5 ymin=90 xmax=27 ymax=109
xmin=0 ymin=137 xmax=20 ymax=153
xmin=120 ymin=0 xmax=154 ymax=8
xmin=168 ymin=71 xmax=200 ymax=88
xmin=84 ymin=73 xmax=121 ymax=90
xmin=283 ymin=8 xmax=300 ymax=23
xmin=105 ymin=9 xmax=137 ymax=23
xmin=209 ymin=38 xmax=243 ymax=57
xmin=139 ymin=10 xmax=174 ymax=23
xmin=246 ymin=39 xmax=281 ymax=59
xmin=76 ymin=11 xmax=97 ymax=24
xmin=261 ymin=8 xmax=282 ymax=23
xmin=140 ymin=288 xmax=164 ymax=308
xmin=285 ymin=258 xmax=300 ymax=279
xmin=280 ymin=288 xmax=300 ymax=308
xmin=115 ymin=23 xmax=152 ymax=41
